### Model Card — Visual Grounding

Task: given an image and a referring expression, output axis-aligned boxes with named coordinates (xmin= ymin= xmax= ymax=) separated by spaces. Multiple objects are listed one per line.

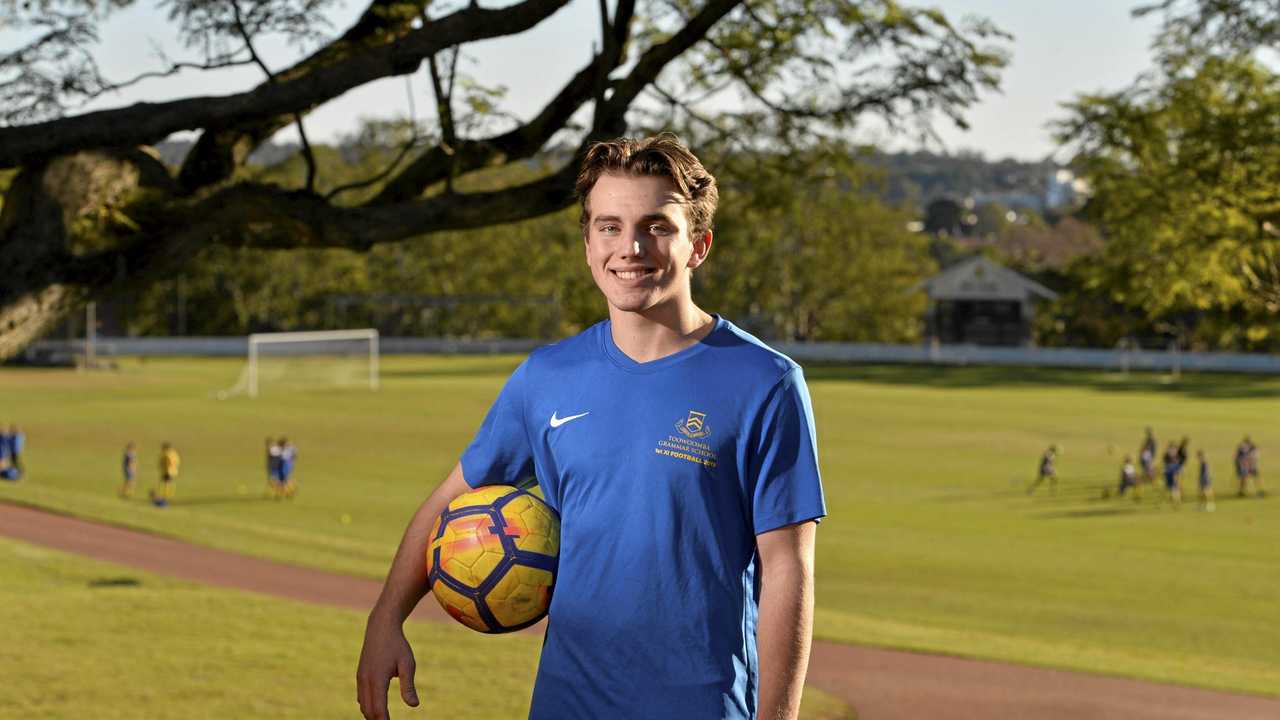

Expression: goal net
xmin=219 ymin=329 xmax=380 ymax=398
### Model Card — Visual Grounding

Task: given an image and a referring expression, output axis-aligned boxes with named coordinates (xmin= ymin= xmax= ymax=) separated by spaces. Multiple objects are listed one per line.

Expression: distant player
xmin=1235 ymin=437 xmax=1253 ymax=496
xmin=119 ymin=442 xmax=138 ymax=498
xmin=0 ymin=426 xmax=11 ymax=481
xmin=279 ymin=437 xmax=298 ymax=498
xmin=1027 ymin=445 xmax=1058 ymax=495
xmin=266 ymin=437 xmax=283 ymax=497
xmin=151 ymin=442 xmax=181 ymax=507
xmin=1162 ymin=440 xmax=1181 ymax=505
xmin=1196 ymin=449 xmax=1215 ymax=512
xmin=0 ymin=425 xmax=20 ymax=481
xmin=1117 ymin=455 xmax=1140 ymax=499
xmin=7 ymin=425 xmax=23 ymax=475
xmin=1248 ymin=440 xmax=1263 ymax=498
xmin=1139 ymin=427 xmax=1157 ymax=486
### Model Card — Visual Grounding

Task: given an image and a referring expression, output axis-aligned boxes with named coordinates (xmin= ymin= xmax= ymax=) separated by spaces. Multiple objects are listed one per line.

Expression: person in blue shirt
xmin=1196 ymin=449 xmax=1215 ymax=512
xmin=0 ymin=425 xmax=22 ymax=481
xmin=119 ymin=442 xmax=138 ymax=497
xmin=357 ymin=135 xmax=826 ymax=720
xmin=278 ymin=438 xmax=298 ymax=498
xmin=266 ymin=437 xmax=283 ymax=497
xmin=1162 ymin=440 xmax=1182 ymax=505
xmin=0 ymin=426 xmax=13 ymax=481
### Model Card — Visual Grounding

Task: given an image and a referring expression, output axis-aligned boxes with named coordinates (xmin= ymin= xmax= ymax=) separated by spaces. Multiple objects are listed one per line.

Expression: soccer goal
xmin=219 ymin=329 xmax=380 ymax=398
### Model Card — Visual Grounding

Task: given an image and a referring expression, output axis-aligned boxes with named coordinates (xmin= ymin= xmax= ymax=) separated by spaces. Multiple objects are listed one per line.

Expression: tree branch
xmin=0 ymin=0 xmax=572 ymax=170
xmin=160 ymin=161 xmax=581 ymax=252
xmin=370 ymin=0 xmax=635 ymax=204
xmin=230 ymin=0 xmax=318 ymax=193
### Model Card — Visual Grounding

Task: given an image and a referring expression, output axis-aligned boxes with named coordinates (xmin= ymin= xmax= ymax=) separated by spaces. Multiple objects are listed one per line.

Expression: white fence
xmin=24 ymin=337 xmax=1280 ymax=374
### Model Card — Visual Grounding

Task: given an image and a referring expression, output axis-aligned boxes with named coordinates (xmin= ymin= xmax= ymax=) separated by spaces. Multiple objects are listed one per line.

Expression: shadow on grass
xmin=1037 ymin=507 xmax=1142 ymax=520
xmin=88 ymin=577 xmax=141 ymax=588
xmin=380 ymin=361 xmax=524 ymax=380
xmin=169 ymin=495 xmax=277 ymax=507
xmin=803 ymin=364 xmax=1280 ymax=400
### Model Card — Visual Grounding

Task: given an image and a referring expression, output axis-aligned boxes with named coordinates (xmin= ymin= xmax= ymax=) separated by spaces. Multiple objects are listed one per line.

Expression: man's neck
xmin=608 ymin=299 xmax=715 ymax=364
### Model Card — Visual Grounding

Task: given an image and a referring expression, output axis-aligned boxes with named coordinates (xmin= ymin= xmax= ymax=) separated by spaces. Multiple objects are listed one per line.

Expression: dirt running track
xmin=4 ymin=502 xmax=1279 ymax=720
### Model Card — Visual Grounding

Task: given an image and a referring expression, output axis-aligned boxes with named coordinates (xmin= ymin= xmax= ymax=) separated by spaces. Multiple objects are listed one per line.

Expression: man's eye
xmin=599 ymin=225 xmax=620 ymax=234
xmin=648 ymin=224 xmax=671 ymax=235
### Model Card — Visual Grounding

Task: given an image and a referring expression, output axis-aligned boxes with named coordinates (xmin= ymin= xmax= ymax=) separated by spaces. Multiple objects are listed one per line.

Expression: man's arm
xmin=756 ymin=520 xmax=818 ymax=720
xmin=356 ymin=462 xmax=472 ymax=720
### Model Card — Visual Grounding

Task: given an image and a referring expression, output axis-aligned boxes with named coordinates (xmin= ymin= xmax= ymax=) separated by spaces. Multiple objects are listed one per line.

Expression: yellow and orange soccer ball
xmin=425 ymin=485 xmax=560 ymax=633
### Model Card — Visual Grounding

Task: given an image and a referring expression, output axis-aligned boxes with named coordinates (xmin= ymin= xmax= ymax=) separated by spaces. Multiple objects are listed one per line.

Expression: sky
xmin=14 ymin=0 xmax=1164 ymax=162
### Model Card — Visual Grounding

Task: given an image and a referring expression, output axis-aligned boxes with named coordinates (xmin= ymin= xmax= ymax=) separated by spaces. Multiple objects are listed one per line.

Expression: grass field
xmin=2 ymin=356 xmax=1278 ymax=698
xmin=0 ymin=537 xmax=855 ymax=719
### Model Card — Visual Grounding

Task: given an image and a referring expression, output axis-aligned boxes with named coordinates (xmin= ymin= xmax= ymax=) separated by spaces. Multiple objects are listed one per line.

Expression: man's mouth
xmin=611 ymin=268 xmax=657 ymax=280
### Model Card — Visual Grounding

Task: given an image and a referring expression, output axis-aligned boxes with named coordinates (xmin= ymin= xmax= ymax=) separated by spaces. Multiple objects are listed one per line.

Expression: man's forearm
xmin=370 ymin=462 xmax=469 ymax=623
xmin=756 ymin=526 xmax=816 ymax=720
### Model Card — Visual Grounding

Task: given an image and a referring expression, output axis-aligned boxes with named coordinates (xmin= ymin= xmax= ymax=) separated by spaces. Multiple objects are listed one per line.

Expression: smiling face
xmin=583 ymin=172 xmax=712 ymax=316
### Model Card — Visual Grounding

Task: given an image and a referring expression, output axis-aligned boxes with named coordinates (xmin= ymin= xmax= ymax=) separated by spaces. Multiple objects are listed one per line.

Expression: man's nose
xmin=625 ymin=231 xmax=648 ymax=257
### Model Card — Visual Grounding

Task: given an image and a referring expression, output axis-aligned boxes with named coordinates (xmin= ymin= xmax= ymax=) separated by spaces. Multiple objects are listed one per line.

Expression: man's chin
xmin=606 ymin=294 xmax=660 ymax=315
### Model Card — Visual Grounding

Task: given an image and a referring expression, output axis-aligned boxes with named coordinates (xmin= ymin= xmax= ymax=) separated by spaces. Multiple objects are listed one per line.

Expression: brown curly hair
xmin=576 ymin=134 xmax=719 ymax=238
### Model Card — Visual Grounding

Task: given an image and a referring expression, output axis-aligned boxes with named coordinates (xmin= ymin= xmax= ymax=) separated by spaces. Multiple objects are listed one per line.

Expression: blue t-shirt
xmin=461 ymin=317 xmax=826 ymax=720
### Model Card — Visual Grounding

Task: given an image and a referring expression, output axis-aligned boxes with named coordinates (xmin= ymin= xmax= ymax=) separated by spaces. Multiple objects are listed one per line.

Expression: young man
xmin=357 ymin=135 xmax=826 ymax=720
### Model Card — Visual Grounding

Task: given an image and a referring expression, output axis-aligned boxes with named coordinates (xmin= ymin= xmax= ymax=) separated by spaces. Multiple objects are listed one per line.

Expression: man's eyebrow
xmin=639 ymin=213 xmax=676 ymax=224
xmin=591 ymin=212 xmax=677 ymax=224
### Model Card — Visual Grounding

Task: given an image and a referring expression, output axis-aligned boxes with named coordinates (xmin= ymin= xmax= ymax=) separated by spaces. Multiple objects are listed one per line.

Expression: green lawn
xmin=2 ymin=356 xmax=1278 ymax=697
xmin=0 ymin=537 xmax=854 ymax=719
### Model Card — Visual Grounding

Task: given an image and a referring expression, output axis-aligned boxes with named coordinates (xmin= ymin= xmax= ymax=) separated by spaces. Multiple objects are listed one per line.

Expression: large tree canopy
xmin=1052 ymin=0 xmax=1280 ymax=348
xmin=0 ymin=0 xmax=1007 ymax=357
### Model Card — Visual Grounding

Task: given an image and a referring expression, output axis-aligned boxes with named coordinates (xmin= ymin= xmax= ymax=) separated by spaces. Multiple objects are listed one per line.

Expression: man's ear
xmin=687 ymin=230 xmax=713 ymax=269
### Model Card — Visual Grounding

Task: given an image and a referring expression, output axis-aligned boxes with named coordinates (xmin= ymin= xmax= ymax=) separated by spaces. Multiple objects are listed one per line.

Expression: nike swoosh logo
xmin=549 ymin=411 xmax=590 ymax=428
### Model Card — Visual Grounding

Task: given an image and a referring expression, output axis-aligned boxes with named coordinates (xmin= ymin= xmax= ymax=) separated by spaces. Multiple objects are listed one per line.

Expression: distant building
xmin=920 ymin=256 xmax=1058 ymax=346
xmin=1045 ymin=168 xmax=1089 ymax=210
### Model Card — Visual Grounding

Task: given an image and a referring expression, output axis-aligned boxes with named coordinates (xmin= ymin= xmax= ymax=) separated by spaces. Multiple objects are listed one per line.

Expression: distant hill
xmin=868 ymin=150 xmax=1080 ymax=213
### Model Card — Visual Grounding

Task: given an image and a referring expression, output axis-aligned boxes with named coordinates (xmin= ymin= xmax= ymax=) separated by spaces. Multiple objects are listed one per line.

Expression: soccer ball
xmin=425 ymin=484 xmax=559 ymax=633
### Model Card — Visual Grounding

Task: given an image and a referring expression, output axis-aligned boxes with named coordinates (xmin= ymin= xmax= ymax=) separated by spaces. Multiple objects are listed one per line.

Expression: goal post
xmin=225 ymin=329 xmax=380 ymax=398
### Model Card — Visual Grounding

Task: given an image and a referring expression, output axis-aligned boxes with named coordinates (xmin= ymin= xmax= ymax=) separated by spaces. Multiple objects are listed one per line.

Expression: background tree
xmin=1054 ymin=0 xmax=1280 ymax=349
xmin=0 ymin=0 xmax=1007 ymax=358
xmin=698 ymin=144 xmax=932 ymax=342
xmin=123 ymin=136 xmax=930 ymax=341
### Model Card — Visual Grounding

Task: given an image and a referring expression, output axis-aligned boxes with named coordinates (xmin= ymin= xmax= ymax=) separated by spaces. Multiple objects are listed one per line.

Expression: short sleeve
xmin=747 ymin=367 xmax=827 ymax=535
xmin=460 ymin=360 xmax=537 ymax=489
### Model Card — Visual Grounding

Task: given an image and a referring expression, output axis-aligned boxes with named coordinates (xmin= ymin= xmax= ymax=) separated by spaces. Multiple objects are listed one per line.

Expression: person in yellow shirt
xmin=151 ymin=442 xmax=181 ymax=507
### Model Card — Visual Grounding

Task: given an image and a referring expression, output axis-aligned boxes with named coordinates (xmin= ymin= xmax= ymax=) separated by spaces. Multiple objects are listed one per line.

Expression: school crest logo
xmin=676 ymin=410 xmax=711 ymax=439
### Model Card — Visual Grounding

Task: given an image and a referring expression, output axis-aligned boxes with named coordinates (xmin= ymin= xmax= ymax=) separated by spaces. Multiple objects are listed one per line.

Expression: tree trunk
xmin=0 ymin=148 xmax=175 ymax=360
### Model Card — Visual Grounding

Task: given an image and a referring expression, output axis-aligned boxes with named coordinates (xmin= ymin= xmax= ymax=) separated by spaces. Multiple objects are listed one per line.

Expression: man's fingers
xmin=398 ymin=656 xmax=420 ymax=707
xmin=360 ymin=670 xmax=391 ymax=720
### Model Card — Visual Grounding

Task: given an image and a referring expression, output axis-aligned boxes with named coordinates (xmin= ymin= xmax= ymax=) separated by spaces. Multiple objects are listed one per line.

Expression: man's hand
xmin=357 ymin=612 xmax=419 ymax=719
